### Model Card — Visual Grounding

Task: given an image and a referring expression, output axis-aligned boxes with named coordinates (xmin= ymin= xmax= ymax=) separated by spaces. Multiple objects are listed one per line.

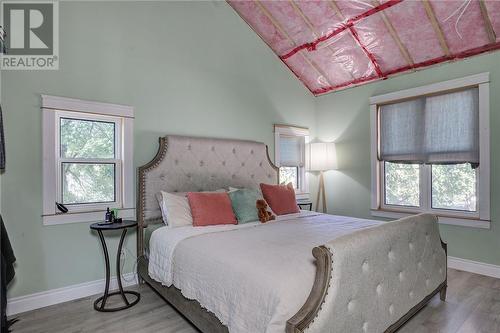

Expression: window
xmin=370 ymin=73 xmax=490 ymax=228
xmin=42 ymin=95 xmax=134 ymax=225
xmin=280 ymin=166 xmax=299 ymax=189
xmin=274 ymin=125 xmax=309 ymax=198
xmin=384 ymin=162 xmax=420 ymax=207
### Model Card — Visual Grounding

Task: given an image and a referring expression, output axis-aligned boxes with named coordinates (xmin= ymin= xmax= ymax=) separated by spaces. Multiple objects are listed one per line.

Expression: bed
xmin=137 ymin=135 xmax=447 ymax=333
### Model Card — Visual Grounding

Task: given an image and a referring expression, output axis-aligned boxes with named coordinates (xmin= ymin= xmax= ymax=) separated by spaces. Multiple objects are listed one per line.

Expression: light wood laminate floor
xmin=9 ymin=269 xmax=500 ymax=333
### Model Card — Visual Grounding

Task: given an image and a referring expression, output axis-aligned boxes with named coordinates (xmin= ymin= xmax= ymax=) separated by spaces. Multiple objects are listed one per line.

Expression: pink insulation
xmin=228 ymin=0 xmax=500 ymax=95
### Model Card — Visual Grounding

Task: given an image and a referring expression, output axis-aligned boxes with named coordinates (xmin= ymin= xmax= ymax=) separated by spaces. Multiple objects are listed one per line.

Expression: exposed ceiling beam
xmin=254 ymin=0 xmax=333 ymax=87
xmin=478 ymin=0 xmax=497 ymax=44
xmin=328 ymin=0 xmax=345 ymax=20
xmin=422 ymin=0 xmax=451 ymax=57
xmin=372 ymin=0 xmax=414 ymax=67
xmin=289 ymin=0 xmax=356 ymax=80
xmin=288 ymin=0 xmax=318 ymax=39
xmin=279 ymin=0 xmax=402 ymax=60
xmin=329 ymin=1 xmax=384 ymax=78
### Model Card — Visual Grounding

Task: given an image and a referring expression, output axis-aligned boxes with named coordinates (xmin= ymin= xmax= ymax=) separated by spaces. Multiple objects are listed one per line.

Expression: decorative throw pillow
xmin=156 ymin=189 xmax=227 ymax=225
xmin=188 ymin=192 xmax=237 ymax=227
xmin=160 ymin=191 xmax=193 ymax=227
xmin=260 ymin=183 xmax=300 ymax=215
xmin=228 ymin=188 xmax=262 ymax=223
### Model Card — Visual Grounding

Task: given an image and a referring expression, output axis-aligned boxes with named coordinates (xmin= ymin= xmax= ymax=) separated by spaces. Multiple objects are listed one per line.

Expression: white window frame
xmin=370 ymin=73 xmax=490 ymax=229
xmin=274 ymin=124 xmax=309 ymax=199
xmin=42 ymin=95 xmax=134 ymax=225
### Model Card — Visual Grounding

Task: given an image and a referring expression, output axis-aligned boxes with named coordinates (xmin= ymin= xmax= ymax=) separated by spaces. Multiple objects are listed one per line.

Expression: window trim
xmin=380 ymin=162 xmax=480 ymax=218
xmin=42 ymin=95 xmax=134 ymax=225
xmin=370 ymin=73 xmax=490 ymax=228
xmin=57 ymin=111 xmax=122 ymax=212
xmin=274 ymin=124 xmax=309 ymax=199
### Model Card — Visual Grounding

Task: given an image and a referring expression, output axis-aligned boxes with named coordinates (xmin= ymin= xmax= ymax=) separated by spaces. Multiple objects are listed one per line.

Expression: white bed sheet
xmin=148 ymin=212 xmax=382 ymax=333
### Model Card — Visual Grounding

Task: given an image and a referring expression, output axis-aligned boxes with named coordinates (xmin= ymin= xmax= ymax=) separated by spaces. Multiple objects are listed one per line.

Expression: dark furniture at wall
xmin=90 ymin=220 xmax=140 ymax=312
xmin=1 ymin=216 xmax=16 ymax=332
xmin=297 ymin=199 xmax=313 ymax=211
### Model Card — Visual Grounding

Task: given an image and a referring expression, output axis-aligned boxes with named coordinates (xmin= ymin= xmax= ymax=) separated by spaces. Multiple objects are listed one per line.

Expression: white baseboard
xmin=448 ymin=256 xmax=500 ymax=279
xmin=7 ymin=256 xmax=500 ymax=316
xmin=7 ymin=273 xmax=138 ymax=316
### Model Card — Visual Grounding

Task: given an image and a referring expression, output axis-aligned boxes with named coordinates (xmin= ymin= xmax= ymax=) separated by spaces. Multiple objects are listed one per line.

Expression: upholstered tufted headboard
xmin=136 ymin=135 xmax=278 ymax=256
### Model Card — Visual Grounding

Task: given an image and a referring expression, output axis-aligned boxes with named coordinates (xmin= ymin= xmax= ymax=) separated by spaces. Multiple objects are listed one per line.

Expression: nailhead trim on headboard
xmin=137 ymin=136 xmax=169 ymax=259
xmin=136 ymin=135 xmax=279 ymax=259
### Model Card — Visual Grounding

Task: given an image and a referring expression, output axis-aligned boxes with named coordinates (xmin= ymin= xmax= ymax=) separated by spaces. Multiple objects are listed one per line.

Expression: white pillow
xmin=160 ymin=191 xmax=193 ymax=227
xmin=228 ymin=186 xmax=240 ymax=193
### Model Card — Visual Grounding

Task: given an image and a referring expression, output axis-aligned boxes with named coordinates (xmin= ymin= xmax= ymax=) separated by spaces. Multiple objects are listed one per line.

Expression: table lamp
xmin=307 ymin=142 xmax=337 ymax=213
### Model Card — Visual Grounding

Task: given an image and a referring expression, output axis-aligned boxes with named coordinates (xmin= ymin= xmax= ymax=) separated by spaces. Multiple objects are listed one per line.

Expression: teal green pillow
xmin=228 ymin=188 xmax=262 ymax=224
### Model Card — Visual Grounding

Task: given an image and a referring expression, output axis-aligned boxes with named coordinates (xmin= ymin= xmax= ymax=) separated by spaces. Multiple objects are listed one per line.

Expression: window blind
xmin=379 ymin=88 xmax=479 ymax=167
xmin=279 ymin=135 xmax=304 ymax=167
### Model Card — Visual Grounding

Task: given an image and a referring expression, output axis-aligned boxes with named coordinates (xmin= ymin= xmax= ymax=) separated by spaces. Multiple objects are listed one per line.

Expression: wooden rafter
xmin=328 ymin=0 xmax=384 ymax=78
xmin=372 ymin=0 xmax=414 ymax=67
xmin=328 ymin=1 xmax=345 ymax=21
xmin=254 ymin=0 xmax=333 ymax=87
xmin=422 ymin=0 xmax=451 ymax=57
xmin=289 ymin=0 xmax=319 ymax=39
xmin=478 ymin=0 xmax=497 ymax=44
xmin=289 ymin=0 xmax=356 ymax=80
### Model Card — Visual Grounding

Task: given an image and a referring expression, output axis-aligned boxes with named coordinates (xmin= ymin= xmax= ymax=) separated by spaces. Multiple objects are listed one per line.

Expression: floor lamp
xmin=308 ymin=142 xmax=337 ymax=213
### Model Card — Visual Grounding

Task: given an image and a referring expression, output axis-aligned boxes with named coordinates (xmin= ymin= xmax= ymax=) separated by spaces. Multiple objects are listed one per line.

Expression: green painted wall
xmin=315 ymin=52 xmax=500 ymax=266
xmin=3 ymin=0 xmax=499 ymax=301
xmin=1 ymin=1 xmax=315 ymax=298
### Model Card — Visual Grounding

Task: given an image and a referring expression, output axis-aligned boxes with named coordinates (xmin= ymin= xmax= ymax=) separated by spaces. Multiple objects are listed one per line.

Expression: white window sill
xmin=43 ymin=208 xmax=135 ymax=226
xmin=295 ymin=192 xmax=310 ymax=200
xmin=371 ymin=209 xmax=490 ymax=229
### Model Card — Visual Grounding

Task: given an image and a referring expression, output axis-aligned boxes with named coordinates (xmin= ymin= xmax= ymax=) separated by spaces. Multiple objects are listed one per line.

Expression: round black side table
xmin=90 ymin=220 xmax=140 ymax=312
xmin=297 ymin=199 xmax=313 ymax=211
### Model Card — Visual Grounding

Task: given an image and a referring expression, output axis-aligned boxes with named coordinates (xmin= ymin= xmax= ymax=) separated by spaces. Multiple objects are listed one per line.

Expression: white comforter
xmin=148 ymin=212 xmax=381 ymax=333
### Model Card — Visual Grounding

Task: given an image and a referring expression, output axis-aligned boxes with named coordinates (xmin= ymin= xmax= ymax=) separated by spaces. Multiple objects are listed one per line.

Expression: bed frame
xmin=136 ymin=135 xmax=447 ymax=333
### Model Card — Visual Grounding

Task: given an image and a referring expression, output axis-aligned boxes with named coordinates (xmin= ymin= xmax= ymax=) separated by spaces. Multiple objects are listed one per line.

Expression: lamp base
xmin=315 ymin=171 xmax=327 ymax=213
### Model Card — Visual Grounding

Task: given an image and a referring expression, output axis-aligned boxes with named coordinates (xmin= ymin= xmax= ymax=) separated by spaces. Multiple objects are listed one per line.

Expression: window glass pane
xmin=432 ymin=164 xmax=477 ymax=211
xmin=62 ymin=163 xmax=115 ymax=204
xmin=384 ymin=162 xmax=420 ymax=207
xmin=60 ymin=118 xmax=115 ymax=159
xmin=280 ymin=167 xmax=298 ymax=189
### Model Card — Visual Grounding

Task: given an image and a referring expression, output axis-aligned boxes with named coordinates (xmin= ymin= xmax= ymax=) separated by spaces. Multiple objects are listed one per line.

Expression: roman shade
xmin=279 ymin=136 xmax=304 ymax=167
xmin=379 ymin=88 xmax=479 ymax=168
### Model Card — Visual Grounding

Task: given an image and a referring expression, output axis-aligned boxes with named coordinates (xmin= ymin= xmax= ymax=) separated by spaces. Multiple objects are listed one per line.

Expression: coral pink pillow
xmin=187 ymin=192 xmax=237 ymax=227
xmin=260 ymin=183 xmax=300 ymax=215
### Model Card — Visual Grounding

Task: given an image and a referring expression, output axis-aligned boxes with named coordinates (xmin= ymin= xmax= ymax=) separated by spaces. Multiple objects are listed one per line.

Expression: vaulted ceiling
xmin=229 ymin=0 xmax=500 ymax=96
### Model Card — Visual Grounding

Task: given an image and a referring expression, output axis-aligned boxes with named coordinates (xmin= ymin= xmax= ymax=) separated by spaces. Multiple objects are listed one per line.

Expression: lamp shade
xmin=307 ymin=142 xmax=337 ymax=171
